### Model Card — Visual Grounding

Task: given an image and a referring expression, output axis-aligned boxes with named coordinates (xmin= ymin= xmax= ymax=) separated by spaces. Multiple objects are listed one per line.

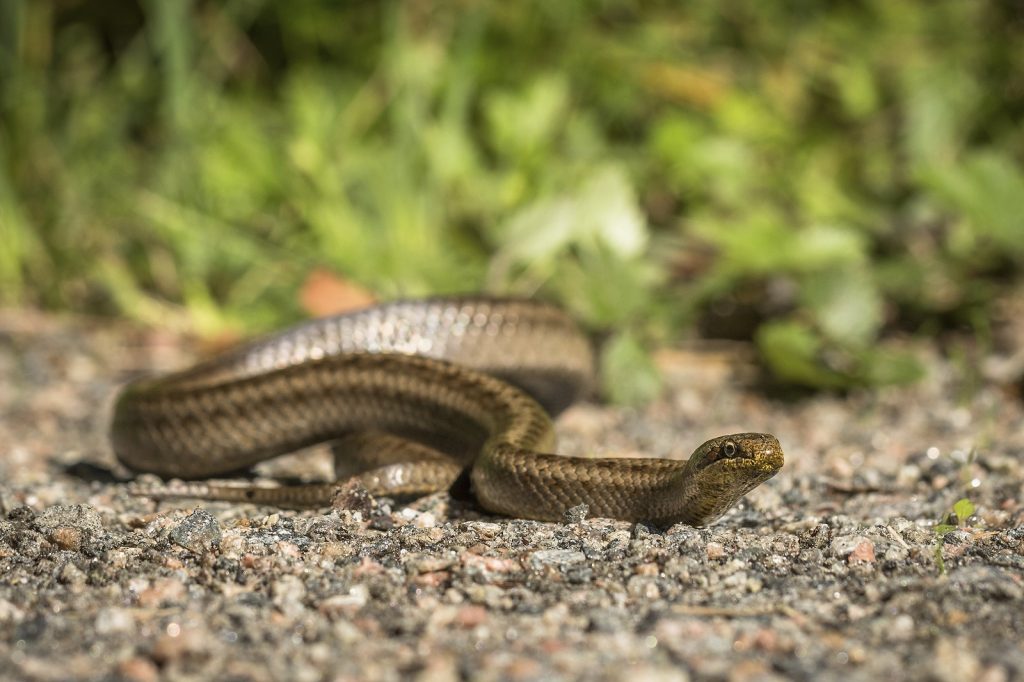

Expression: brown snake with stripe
xmin=111 ymin=298 xmax=783 ymax=526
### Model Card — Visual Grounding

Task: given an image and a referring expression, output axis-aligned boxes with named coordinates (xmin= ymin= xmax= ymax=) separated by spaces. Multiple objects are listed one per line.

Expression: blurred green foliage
xmin=2 ymin=0 xmax=1023 ymax=400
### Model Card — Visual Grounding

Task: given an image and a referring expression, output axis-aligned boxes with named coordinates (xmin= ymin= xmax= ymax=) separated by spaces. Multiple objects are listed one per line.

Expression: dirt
xmin=1 ymin=310 xmax=1022 ymax=681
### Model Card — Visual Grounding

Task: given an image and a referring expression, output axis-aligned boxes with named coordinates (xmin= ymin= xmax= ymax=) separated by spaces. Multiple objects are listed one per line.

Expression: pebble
xmin=270 ymin=574 xmax=308 ymax=619
xmin=318 ymin=586 xmax=369 ymax=618
xmin=33 ymin=504 xmax=103 ymax=552
xmin=527 ymin=549 xmax=586 ymax=570
xmin=830 ymin=535 xmax=873 ymax=561
xmin=562 ymin=504 xmax=590 ymax=524
xmin=168 ymin=509 xmax=222 ymax=554
xmin=847 ymin=538 xmax=876 ymax=564
xmin=3 ymin=314 xmax=1024 ymax=680
xmin=95 ymin=607 xmax=135 ymax=635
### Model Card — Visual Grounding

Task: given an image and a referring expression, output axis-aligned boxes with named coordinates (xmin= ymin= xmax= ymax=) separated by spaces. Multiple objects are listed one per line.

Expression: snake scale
xmin=111 ymin=297 xmax=783 ymax=526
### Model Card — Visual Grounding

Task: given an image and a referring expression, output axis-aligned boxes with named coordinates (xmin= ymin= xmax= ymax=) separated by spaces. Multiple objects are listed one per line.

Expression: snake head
xmin=689 ymin=433 xmax=783 ymax=471
xmin=680 ymin=433 xmax=785 ymax=525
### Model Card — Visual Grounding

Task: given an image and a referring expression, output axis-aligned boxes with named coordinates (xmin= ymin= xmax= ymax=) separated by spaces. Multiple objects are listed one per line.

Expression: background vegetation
xmin=2 ymin=1 xmax=1023 ymax=401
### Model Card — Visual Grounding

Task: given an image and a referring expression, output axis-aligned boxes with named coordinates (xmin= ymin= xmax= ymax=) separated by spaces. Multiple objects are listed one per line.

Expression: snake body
xmin=111 ymin=298 xmax=783 ymax=526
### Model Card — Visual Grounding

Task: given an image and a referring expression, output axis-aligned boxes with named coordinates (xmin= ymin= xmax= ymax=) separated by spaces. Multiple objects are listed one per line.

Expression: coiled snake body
xmin=112 ymin=298 xmax=783 ymax=526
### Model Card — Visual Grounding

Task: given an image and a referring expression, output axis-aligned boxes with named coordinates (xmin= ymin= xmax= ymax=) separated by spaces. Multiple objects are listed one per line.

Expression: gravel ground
xmin=1 ymin=310 xmax=1022 ymax=682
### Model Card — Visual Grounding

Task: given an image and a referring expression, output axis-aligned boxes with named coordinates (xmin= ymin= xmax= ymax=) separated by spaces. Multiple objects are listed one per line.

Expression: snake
xmin=111 ymin=297 xmax=783 ymax=526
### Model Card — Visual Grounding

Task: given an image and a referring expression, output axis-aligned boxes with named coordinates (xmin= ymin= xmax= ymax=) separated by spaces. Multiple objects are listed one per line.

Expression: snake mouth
xmin=706 ymin=455 xmax=782 ymax=484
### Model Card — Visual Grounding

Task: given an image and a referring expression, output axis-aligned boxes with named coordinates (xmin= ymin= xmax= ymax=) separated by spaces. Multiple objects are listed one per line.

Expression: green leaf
xmin=575 ymin=166 xmax=648 ymax=259
xmin=790 ymin=225 xmax=869 ymax=269
xmin=859 ymin=347 xmax=925 ymax=386
xmin=830 ymin=60 xmax=879 ymax=119
xmin=650 ymin=115 xmax=756 ymax=204
xmin=601 ymin=331 xmax=663 ymax=406
xmin=802 ymin=267 xmax=882 ymax=347
xmin=952 ymin=498 xmax=975 ymax=523
xmin=0 ymin=156 xmax=32 ymax=302
xmin=491 ymin=164 xmax=650 ymax=289
xmin=903 ymin=67 xmax=978 ymax=170
xmin=693 ymin=214 xmax=868 ymax=279
xmin=495 ymin=195 xmax=577 ymax=264
xmin=757 ymin=320 xmax=923 ymax=389
xmin=714 ymin=91 xmax=787 ymax=144
xmin=497 ymin=164 xmax=647 ymax=263
xmin=923 ymin=151 xmax=1024 ymax=260
xmin=756 ymin=321 xmax=850 ymax=389
xmin=555 ymin=247 xmax=661 ymax=327
xmin=485 ymin=75 xmax=569 ymax=162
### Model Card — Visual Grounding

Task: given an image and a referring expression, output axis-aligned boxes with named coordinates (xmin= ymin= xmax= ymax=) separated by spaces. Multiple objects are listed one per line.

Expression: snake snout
xmin=690 ymin=432 xmax=783 ymax=470
xmin=753 ymin=433 xmax=785 ymax=470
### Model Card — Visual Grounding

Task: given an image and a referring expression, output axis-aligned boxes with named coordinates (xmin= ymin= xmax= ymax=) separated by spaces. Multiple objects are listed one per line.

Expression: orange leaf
xmin=299 ymin=269 xmax=377 ymax=317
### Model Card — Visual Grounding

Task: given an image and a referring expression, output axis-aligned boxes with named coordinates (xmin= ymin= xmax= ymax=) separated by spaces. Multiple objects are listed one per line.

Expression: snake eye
xmin=722 ymin=441 xmax=738 ymax=458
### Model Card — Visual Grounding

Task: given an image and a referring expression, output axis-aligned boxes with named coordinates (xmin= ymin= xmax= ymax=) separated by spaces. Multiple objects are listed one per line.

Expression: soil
xmin=1 ymin=310 xmax=1022 ymax=682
